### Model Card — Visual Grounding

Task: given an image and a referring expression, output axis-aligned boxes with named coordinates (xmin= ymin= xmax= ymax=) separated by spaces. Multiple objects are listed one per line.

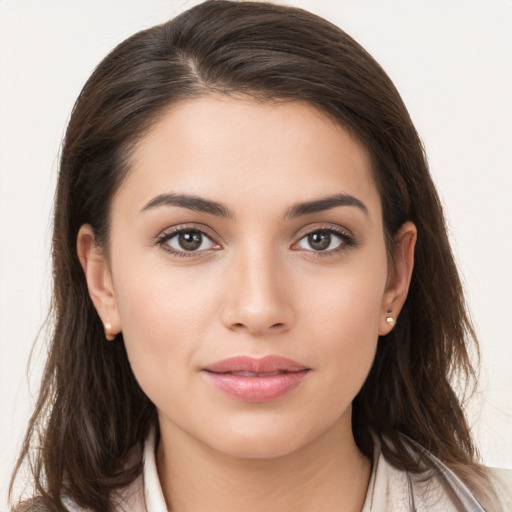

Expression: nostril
xmin=230 ymin=321 xmax=286 ymax=331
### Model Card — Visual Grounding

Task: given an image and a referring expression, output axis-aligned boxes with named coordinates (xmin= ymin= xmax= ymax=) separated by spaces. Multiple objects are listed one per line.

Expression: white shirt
xmin=68 ymin=428 xmax=512 ymax=511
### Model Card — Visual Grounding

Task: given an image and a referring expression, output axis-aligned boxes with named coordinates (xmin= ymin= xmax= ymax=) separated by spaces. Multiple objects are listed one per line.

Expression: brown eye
xmin=162 ymin=229 xmax=218 ymax=254
xmin=307 ymin=231 xmax=331 ymax=251
xmin=294 ymin=228 xmax=352 ymax=253
xmin=178 ymin=231 xmax=203 ymax=251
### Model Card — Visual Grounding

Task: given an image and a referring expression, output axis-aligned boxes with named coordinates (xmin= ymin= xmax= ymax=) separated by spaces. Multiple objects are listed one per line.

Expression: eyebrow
xmin=140 ymin=193 xmax=234 ymax=218
xmin=285 ymin=193 xmax=368 ymax=218
xmin=140 ymin=192 xmax=368 ymax=219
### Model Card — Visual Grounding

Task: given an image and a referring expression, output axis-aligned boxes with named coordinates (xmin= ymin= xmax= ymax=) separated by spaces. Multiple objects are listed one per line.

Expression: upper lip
xmin=203 ymin=355 xmax=309 ymax=374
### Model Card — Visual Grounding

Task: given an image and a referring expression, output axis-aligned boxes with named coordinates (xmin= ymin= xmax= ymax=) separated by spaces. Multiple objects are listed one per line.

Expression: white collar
xmin=140 ymin=427 xmax=486 ymax=512
xmin=142 ymin=427 xmax=168 ymax=512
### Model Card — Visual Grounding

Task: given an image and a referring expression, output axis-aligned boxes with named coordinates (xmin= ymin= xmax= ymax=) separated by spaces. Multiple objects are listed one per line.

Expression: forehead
xmin=117 ymin=95 xmax=380 ymax=218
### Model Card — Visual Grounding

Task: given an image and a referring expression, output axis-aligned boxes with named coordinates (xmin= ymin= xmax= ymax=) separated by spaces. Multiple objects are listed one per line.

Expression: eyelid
xmin=153 ymin=222 xmax=356 ymax=258
xmin=154 ymin=223 xmax=222 ymax=257
xmin=290 ymin=223 xmax=357 ymax=254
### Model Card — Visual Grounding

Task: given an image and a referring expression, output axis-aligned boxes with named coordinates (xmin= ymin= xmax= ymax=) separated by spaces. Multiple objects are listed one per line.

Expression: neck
xmin=156 ymin=414 xmax=371 ymax=512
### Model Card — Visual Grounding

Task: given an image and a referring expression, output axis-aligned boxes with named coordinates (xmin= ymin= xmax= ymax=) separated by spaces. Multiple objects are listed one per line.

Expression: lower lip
xmin=204 ymin=371 xmax=309 ymax=403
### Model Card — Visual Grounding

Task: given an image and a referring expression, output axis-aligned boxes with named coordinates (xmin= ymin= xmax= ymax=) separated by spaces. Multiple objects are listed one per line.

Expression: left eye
xmin=295 ymin=230 xmax=346 ymax=252
xmin=163 ymin=229 xmax=217 ymax=253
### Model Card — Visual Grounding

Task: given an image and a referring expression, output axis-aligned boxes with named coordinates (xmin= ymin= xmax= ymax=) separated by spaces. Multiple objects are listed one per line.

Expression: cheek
xmin=111 ymin=262 xmax=217 ymax=391
xmin=313 ymin=290 xmax=381 ymax=375
xmin=303 ymin=252 xmax=387 ymax=336
xmin=299 ymin=253 xmax=388 ymax=387
xmin=115 ymin=257 xmax=216 ymax=330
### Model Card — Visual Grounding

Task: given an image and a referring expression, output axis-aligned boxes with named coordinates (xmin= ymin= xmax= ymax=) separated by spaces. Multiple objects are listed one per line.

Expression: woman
xmin=9 ymin=1 xmax=512 ymax=510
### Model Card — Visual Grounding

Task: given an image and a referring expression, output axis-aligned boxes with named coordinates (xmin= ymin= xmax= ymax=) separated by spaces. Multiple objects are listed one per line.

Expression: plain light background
xmin=1 ymin=0 xmax=511 ymax=508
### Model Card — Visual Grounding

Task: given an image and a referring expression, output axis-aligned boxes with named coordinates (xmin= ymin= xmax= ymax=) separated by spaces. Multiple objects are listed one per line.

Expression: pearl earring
xmin=386 ymin=316 xmax=394 ymax=325
xmin=104 ymin=322 xmax=116 ymax=341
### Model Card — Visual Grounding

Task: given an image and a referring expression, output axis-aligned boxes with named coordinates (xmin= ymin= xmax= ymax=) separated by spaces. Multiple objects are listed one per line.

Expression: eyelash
xmin=154 ymin=224 xmax=356 ymax=258
xmin=155 ymin=225 xmax=220 ymax=258
xmin=292 ymin=225 xmax=357 ymax=257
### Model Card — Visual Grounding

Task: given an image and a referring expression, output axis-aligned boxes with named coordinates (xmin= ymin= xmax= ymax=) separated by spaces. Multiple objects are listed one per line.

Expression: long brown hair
xmin=11 ymin=1 xmax=485 ymax=510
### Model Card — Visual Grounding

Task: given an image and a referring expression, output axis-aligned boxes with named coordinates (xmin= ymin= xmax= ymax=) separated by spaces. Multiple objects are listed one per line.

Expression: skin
xmin=78 ymin=96 xmax=416 ymax=511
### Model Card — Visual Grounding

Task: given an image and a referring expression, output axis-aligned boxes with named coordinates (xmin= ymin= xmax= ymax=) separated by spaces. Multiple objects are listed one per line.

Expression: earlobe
xmin=379 ymin=221 xmax=417 ymax=336
xmin=77 ymin=224 xmax=121 ymax=339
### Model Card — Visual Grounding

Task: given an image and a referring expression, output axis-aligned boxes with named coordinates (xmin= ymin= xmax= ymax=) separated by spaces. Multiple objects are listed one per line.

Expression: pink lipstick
xmin=203 ymin=356 xmax=310 ymax=403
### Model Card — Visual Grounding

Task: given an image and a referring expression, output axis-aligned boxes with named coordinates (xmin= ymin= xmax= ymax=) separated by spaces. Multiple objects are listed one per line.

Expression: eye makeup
xmin=291 ymin=223 xmax=359 ymax=258
xmin=154 ymin=223 xmax=221 ymax=258
xmin=153 ymin=220 xmax=358 ymax=261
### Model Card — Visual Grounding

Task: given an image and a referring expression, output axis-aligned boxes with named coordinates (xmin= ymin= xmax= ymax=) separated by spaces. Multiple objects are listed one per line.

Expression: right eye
xmin=157 ymin=228 xmax=220 ymax=256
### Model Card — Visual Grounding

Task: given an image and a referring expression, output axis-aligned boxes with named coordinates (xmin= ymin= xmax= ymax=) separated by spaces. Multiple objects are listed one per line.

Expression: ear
xmin=378 ymin=221 xmax=417 ymax=335
xmin=77 ymin=224 xmax=121 ymax=339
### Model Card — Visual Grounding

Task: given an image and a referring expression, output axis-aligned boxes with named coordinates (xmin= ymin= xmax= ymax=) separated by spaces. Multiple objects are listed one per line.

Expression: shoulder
xmin=15 ymin=430 xmax=159 ymax=512
xmin=58 ymin=473 xmax=147 ymax=512
xmin=486 ymin=467 xmax=512 ymax=510
xmin=49 ymin=476 xmax=147 ymax=512
xmin=364 ymin=434 xmax=510 ymax=511
xmin=11 ymin=497 xmax=73 ymax=512
xmin=488 ymin=466 xmax=512 ymax=488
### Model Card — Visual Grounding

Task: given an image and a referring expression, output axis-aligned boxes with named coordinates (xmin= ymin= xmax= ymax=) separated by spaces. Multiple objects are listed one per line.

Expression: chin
xmin=200 ymin=414 xmax=327 ymax=461
xmin=214 ymin=433 xmax=308 ymax=460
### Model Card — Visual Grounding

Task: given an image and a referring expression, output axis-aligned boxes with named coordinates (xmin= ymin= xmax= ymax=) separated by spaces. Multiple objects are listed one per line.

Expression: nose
xmin=220 ymin=247 xmax=294 ymax=336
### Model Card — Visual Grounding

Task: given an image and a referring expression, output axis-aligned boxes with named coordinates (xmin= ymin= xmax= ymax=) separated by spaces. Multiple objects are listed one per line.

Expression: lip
xmin=202 ymin=356 xmax=310 ymax=403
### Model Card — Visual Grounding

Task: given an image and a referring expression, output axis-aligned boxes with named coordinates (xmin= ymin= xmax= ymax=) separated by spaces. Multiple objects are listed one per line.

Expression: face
xmin=80 ymin=96 xmax=414 ymax=459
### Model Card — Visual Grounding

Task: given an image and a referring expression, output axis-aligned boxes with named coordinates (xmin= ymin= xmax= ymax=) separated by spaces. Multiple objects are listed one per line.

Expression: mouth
xmin=222 ymin=370 xmax=293 ymax=377
xmin=202 ymin=356 xmax=310 ymax=403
